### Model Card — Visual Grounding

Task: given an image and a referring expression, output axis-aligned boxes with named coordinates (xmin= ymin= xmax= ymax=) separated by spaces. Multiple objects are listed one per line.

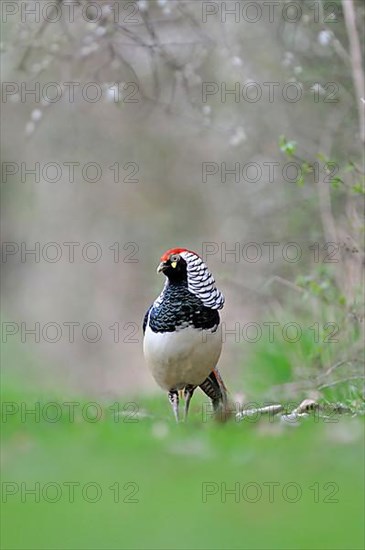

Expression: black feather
xmin=147 ymin=280 xmax=220 ymax=333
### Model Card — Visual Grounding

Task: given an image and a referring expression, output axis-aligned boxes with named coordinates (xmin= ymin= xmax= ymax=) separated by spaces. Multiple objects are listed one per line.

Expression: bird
xmin=143 ymin=247 xmax=229 ymax=422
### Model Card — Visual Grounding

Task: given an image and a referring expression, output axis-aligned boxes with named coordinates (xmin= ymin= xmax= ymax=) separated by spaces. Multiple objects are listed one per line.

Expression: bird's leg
xmin=183 ymin=385 xmax=196 ymax=421
xmin=168 ymin=390 xmax=180 ymax=423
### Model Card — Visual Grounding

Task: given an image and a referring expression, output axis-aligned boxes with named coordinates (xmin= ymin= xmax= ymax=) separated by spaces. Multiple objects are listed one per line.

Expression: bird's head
xmin=157 ymin=248 xmax=195 ymax=282
xmin=156 ymin=248 xmax=225 ymax=309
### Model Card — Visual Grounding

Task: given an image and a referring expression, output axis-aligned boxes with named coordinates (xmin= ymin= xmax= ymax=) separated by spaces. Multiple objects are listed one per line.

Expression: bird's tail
xmin=199 ymin=369 xmax=233 ymax=422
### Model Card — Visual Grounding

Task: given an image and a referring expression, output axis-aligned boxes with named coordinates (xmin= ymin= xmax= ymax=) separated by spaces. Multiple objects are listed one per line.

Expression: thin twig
xmin=317 ymin=358 xmax=363 ymax=379
xmin=318 ymin=376 xmax=365 ymax=391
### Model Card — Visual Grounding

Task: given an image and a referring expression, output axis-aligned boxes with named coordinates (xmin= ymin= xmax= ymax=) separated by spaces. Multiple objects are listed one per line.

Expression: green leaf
xmin=279 ymin=135 xmax=297 ymax=156
xmin=351 ymin=183 xmax=365 ymax=195
xmin=317 ymin=152 xmax=329 ymax=163
xmin=330 ymin=176 xmax=343 ymax=189
xmin=344 ymin=162 xmax=355 ymax=173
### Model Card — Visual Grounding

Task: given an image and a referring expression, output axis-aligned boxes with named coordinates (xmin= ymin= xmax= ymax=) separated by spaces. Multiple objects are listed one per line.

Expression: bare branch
xmin=342 ymin=0 xmax=365 ymax=143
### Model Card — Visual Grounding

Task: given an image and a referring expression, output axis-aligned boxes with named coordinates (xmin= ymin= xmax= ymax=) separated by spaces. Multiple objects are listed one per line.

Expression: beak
xmin=157 ymin=261 xmax=166 ymax=273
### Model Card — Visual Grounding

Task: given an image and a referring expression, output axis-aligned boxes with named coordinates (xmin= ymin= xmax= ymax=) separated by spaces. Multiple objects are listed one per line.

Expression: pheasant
xmin=143 ymin=248 xmax=229 ymax=421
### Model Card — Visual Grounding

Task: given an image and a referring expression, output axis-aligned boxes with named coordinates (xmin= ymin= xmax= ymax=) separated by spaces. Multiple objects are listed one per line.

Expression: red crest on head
xmin=160 ymin=248 xmax=200 ymax=262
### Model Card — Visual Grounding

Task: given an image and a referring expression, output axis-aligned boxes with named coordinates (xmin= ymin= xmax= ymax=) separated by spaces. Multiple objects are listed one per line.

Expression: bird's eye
xmin=170 ymin=254 xmax=180 ymax=263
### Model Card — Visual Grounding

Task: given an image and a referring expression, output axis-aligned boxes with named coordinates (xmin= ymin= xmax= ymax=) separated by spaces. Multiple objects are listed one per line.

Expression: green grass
xmin=1 ymin=383 xmax=364 ymax=550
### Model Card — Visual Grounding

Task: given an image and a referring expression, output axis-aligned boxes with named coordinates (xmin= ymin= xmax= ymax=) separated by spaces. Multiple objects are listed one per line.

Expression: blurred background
xmin=1 ymin=2 xmax=364 ymax=549
xmin=2 ymin=0 xmax=363 ymax=401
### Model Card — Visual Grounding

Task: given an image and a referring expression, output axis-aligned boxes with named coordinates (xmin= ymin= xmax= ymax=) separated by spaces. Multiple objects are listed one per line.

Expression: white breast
xmin=143 ymin=325 xmax=222 ymax=390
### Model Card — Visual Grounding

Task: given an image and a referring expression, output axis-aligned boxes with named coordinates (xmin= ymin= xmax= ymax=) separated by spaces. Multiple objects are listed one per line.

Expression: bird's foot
xmin=168 ymin=390 xmax=180 ymax=423
xmin=183 ymin=385 xmax=196 ymax=422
